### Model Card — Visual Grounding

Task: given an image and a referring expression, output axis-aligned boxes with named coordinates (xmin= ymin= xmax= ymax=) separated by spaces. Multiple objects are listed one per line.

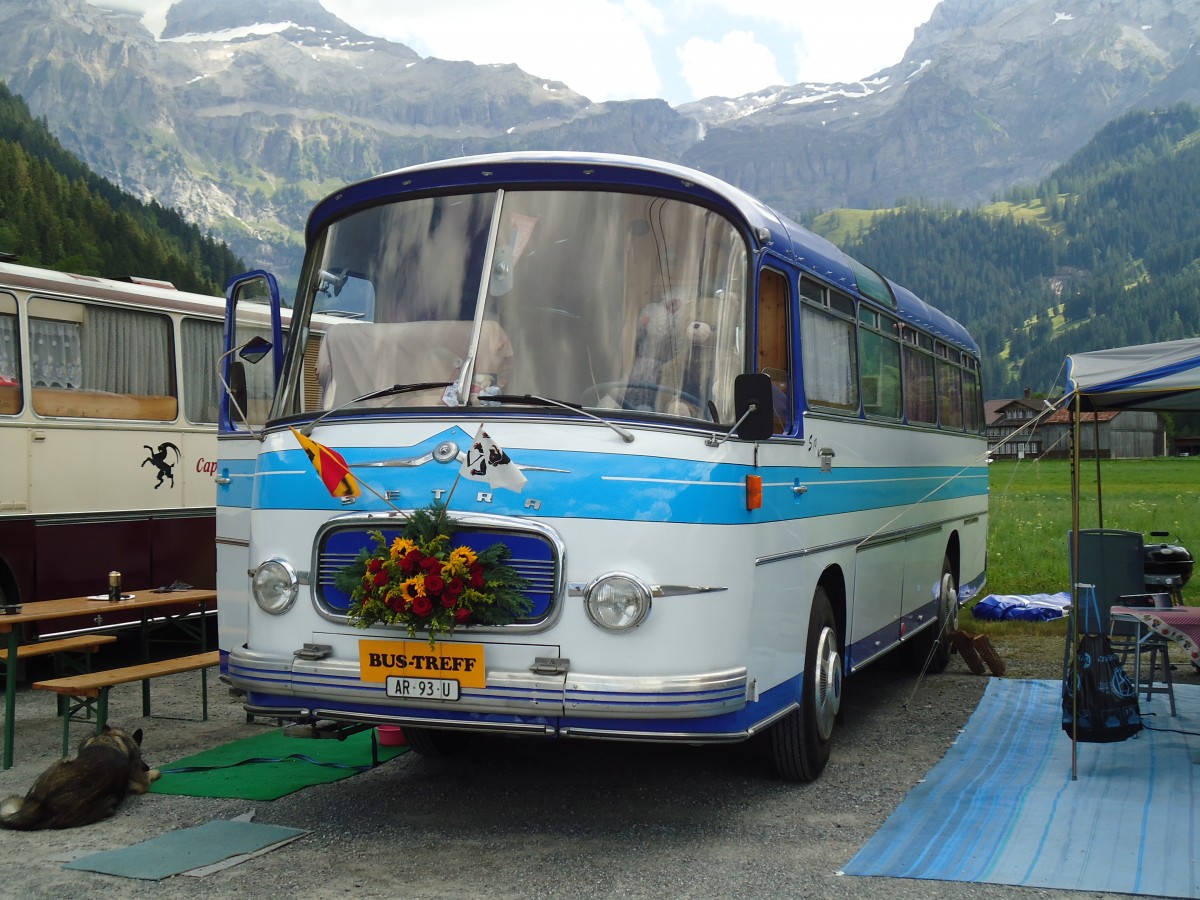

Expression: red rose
xmin=454 ymin=607 xmax=472 ymax=623
xmin=367 ymin=558 xmax=382 ymax=574
xmin=373 ymin=571 xmax=389 ymax=587
xmin=469 ymin=570 xmax=485 ymax=589
xmin=401 ymin=550 xmax=422 ymax=574
xmin=440 ymin=593 xmax=456 ymax=608
xmin=446 ymin=577 xmax=465 ymax=596
xmin=387 ymin=593 xmax=405 ymax=612
xmin=421 ymin=555 xmax=442 ymax=573
xmin=411 ymin=595 xmax=433 ymax=617
xmin=424 ymin=574 xmax=445 ymax=594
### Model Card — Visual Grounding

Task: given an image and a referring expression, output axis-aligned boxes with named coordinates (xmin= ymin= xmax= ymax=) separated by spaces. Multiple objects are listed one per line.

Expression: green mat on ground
xmin=149 ymin=728 xmax=407 ymax=800
xmin=64 ymin=819 xmax=308 ymax=880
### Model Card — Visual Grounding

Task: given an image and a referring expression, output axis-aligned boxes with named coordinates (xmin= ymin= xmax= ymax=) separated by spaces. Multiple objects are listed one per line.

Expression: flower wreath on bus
xmin=335 ymin=503 xmax=531 ymax=644
xmin=302 ymin=425 xmax=532 ymax=646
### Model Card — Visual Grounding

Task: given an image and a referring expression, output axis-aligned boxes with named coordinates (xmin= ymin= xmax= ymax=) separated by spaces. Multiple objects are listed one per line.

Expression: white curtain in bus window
xmin=181 ymin=318 xmax=223 ymax=423
xmin=800 ymin=303 xmax=858 ymax=411
xmin=478 ymin=190 xmax=746 ymax=419
xmin=0 ymin=293 xmax=18 ymax=415
xmin=30 ymin=299 xmax=176 ymax=420
xmin=29 ymin=318 xmax=82 ymax=388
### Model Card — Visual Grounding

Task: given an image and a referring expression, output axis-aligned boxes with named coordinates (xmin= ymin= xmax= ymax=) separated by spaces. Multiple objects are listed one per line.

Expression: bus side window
xmin=903 ymin=328 xmax=936 ymax=425
xmin=182 ymin=316 xmax=272 ymax=425
xmin=758 ymin=269 xmax=790 ymax=433
xmin=799 ymin=277 xmax=859 ymax=415
xmin=181 ymin=317 xmax=222 ymax=423
xmin=858 ymin=307 xmax=902 ymax=420
xmin=0 ymin=292 xmax=19 ymax=415
xmin=936 ymin=343 xmax=964 ymax=430
xmin=28 ymin=297 xmax=177 ymax=421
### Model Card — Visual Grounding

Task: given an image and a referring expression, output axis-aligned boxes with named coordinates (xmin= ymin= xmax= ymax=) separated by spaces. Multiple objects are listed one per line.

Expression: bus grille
xmin=315 ymin=525 xmax=558 ymax=622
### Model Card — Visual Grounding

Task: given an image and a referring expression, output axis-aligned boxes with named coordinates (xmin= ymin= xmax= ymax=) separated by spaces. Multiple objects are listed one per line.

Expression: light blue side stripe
xmin=244 ymin=446 xmax=985 ymax=526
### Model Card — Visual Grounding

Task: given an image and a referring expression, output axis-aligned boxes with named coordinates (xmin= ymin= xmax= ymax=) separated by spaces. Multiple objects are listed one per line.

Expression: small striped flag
xmin=290 ymin=427 xmax=360 ymax=498
xmin=461 ymin=426 xmax=526 ymax=493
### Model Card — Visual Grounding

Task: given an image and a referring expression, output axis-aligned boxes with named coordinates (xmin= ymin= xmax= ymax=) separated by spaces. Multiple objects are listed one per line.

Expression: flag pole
xmin=442 ymin=469 xmax=465 ymax=509
xmin=356 ymin=478 xmax=408 ymax=517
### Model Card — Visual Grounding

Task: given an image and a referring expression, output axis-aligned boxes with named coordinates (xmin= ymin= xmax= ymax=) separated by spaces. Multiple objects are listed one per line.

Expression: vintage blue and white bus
xmin=218 ymin=152 xmax=987 ymax=781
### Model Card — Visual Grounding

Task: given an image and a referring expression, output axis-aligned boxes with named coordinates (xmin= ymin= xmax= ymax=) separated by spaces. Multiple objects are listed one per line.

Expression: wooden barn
xmin=986 ymin=395 xmax=1165 ymax=460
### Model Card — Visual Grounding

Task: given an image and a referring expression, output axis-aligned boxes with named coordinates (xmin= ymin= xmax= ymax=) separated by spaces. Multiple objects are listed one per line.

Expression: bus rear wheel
xmin=770 ymin=588 xmax=841 ymax=782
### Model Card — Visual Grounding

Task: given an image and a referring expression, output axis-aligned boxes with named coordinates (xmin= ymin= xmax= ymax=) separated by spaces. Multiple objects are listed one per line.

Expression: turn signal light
xmin=746 ymin=474 xmax=763 ymax=510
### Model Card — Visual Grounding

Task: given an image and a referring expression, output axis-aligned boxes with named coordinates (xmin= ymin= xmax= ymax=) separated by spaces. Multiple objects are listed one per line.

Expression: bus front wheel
xmin=770 ymin=588 xmax=841 ymax=782
xmin=402 ymin=726 xmax=466 ymax=758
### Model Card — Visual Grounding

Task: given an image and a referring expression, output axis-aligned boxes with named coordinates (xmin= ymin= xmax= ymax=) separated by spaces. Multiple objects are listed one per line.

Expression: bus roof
xmin=306 ymin=152 xmax=978 ymax=355
xmin=0 ymin=259 xmax=227 ymax=317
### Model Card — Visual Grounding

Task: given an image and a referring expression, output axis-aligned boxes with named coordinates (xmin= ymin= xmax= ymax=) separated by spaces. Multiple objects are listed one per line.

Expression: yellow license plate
xmin=358 ymin=639 xmax=486 ymax=689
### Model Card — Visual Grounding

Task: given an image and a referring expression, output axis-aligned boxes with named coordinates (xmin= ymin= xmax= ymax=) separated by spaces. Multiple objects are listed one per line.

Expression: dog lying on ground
xmin=0 ymin=726 xmax=160 ymax=830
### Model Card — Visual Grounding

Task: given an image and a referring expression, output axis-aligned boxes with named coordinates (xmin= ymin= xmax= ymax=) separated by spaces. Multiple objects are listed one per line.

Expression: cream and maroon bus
xmin=0 ymin=260 xmax=290 ymax=630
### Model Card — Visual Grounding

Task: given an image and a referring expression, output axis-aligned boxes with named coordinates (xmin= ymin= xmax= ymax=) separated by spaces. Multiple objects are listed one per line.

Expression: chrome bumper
xmin=227 ymin=644 xmax=748 ymax=721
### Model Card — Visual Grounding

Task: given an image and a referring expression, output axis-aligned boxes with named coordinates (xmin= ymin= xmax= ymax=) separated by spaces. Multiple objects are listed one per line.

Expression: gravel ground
xmin=0 ymin=631 xmax=1192 ymax=899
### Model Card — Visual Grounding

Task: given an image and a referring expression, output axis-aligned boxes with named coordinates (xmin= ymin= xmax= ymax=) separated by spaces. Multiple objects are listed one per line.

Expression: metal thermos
xmin=108 ymin=570 xmax=122 ymax=602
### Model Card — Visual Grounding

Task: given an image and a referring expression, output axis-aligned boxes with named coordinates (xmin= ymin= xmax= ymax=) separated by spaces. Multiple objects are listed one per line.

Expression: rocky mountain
xmin=681 ymin=0 xmax=1200 ymax=214
xmin=0 ymin=0 xmax=696 ymax=278
xmin=0 ymin=0 xmax=1198 ymax=285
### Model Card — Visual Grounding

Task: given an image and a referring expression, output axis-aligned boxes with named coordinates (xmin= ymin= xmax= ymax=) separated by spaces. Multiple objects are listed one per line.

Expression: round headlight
xmin=584 ymin=573 xmax=651 ymax=632
xmin=252 ymin=558 xmax=299 ymax=614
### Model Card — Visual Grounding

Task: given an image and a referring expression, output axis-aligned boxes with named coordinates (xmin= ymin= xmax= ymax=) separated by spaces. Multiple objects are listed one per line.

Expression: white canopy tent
xmin=1064 ymin=337 xmax=1200 ymax=413
xmin=1059 ymin=336 xmax=1200 ymax=775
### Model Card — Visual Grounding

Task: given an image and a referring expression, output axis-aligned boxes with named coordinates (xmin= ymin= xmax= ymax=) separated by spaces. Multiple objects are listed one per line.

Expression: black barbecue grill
xmin=1144 ymin=531 xmax=1193 ymax=604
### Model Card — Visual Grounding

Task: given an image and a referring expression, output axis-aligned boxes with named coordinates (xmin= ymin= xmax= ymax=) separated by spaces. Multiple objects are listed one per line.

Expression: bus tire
xmin=402 ymin=725 xmax=466 ymax=758
xmin=771 ymin=587 xmax=841 ymax=782
xmin=905 ymin=556 xmax=957 ymax=674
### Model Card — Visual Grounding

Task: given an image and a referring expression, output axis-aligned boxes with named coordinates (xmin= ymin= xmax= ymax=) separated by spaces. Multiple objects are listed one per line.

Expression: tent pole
xmin=1093 ymin=410 xmax=1103 ymax=527
xmin=1070 ymin=392 xmax=1082 ymax=780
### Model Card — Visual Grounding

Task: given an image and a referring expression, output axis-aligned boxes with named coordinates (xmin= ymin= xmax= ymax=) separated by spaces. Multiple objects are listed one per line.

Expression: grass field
xmin=965 ymin=457 xmax=1199 ymax=637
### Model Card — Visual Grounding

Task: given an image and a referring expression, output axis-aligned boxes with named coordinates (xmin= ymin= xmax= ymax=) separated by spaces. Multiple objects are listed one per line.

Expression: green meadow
xmin=968 ymin=458 xmax=1200 ymax=633
xmin=986 ymin=458 xmax=1199 ymax=596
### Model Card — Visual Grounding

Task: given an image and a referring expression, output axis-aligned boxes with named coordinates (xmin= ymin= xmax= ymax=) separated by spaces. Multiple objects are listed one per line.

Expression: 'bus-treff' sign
xmin=358 ymin=639 xmax=486 ymax=688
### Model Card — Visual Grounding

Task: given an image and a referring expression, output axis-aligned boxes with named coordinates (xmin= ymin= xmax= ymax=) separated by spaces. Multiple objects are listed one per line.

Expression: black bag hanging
xmin=1061 ymin=585 xmax=1142 ymax=743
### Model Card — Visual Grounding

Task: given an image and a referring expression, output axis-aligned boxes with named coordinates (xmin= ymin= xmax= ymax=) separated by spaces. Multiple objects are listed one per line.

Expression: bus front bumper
xmin=227 ymin=644 xmax=757 ymax=741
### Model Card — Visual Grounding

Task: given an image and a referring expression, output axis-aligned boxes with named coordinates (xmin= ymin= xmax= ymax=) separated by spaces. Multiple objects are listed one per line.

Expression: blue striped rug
xmin=843 ymin=678 xmax=1200 ymax=898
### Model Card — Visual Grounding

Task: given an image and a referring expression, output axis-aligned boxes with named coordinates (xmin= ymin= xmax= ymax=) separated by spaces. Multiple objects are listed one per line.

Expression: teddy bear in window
xmin=624 ymin=296 xmax=691 ymax=410
xmin=657 ymin=296 xmax=727 ymax=418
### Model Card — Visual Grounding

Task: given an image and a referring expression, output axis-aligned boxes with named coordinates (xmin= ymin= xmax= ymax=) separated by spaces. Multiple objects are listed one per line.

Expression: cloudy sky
xmin=97 ymin=0 xmax=941 ymax=106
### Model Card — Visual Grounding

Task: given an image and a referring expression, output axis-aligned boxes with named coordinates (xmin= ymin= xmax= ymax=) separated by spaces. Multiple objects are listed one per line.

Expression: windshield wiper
xmin=484 ymin=394 xmax=635 ymax=443
xmin=300 ymin=382 xmax=453 ymax=436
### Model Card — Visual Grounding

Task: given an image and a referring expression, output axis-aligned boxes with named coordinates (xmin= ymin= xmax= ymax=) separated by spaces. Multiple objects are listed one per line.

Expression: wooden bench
xmin=2 ymin=635 xmax=119 ymax=766
xmin=34 ymin=651 xmax=219 ymax=756
xmin=0 ymin=634 xmax=118 ymax=665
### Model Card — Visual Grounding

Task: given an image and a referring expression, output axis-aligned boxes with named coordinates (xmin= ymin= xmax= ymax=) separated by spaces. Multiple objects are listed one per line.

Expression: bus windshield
xmin=297 ymin=189 xmax=748 ymax=422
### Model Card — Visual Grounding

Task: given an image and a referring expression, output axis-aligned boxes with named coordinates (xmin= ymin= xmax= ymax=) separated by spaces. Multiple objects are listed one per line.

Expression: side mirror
xmin=238 ymin=335 xmax=273 ymax=365
xmin=219 ymin=336 xmax=274 ymax=431
xmin=733 ymin=373 xmax=775 ymax=441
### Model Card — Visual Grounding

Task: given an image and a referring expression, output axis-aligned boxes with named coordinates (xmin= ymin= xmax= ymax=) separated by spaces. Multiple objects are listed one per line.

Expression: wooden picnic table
xmin=1 ymin=588 xmax=215 ymax=769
